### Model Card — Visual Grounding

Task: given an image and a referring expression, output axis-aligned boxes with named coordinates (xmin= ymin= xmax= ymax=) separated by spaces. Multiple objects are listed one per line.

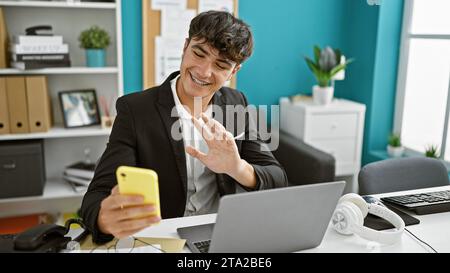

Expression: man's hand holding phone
xmin=97 ymin=166 xmax=161 ymax=238
xmin=97 ymin=185 xmax=161 ymax=239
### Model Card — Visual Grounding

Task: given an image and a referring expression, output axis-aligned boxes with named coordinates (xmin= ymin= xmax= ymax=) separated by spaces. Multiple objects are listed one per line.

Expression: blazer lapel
xmin=155 ymin=72 xmax=188 ymax=195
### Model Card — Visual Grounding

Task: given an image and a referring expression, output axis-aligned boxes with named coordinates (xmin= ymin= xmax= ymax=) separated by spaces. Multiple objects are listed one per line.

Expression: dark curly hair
xmin=188 ymin=11 xmax=253 ymax=64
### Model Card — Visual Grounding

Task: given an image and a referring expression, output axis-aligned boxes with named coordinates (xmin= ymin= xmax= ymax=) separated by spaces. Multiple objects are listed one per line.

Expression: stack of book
xmin=10 ymin=35 xmax=71 ymax=70
xmin=63 ymin=161 xmax=96 ymax=193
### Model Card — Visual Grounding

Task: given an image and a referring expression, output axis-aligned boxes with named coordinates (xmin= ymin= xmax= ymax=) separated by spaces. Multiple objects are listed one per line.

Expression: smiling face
xmin=177 ymin=38 xmax=241 ymax=103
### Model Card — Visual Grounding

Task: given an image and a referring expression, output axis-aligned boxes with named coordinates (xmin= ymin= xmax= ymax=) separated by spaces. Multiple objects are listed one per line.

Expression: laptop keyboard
xmin=381 ymin=190 xmax=450 ymax=215
xmin=193 ymin=240 xmax=211 ymax=253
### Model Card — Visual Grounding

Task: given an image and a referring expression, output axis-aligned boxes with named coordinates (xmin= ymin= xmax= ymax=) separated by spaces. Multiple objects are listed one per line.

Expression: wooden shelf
xmin=0 ymin=126 xmax=111 ymax=141
xmin=0 ymin=67 xmax=119 ymax=75
xmin=0 ymin=1 xmax=116 ymax=9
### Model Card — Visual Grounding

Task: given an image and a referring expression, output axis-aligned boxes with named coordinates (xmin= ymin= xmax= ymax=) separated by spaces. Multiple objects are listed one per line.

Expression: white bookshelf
xmin=0 ymin=126 xmax=111 ymax=141
xmin=0 ymin=0 xmax=123 ymax=218
xmin=0 ymin=67 xmax=119 ymax=75
xmin=0 ymin=1 xmax=116 ymax=9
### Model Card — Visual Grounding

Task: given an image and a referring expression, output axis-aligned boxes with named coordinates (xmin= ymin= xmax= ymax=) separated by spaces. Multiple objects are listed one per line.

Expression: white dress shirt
xmin=170 ymin=76 xmax=220 ymax=216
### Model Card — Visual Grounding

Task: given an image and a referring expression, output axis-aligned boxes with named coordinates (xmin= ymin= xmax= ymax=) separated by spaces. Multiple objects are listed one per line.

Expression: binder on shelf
xmin=6 ymin=77 xmax=30 ymax=134
xmin=0 ymin=7 xmax=9 ymax=68
xmin=0 ymin=78 xmax=10 ymax=134
xmin=25 ymin=76 xmax=52 ymax=133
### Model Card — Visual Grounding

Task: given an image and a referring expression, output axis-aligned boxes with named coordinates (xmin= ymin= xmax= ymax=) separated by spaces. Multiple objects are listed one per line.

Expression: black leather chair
xmin=358 ymin=157 xmax=450 ymax=195
xmin=272 ymin=132 xmax=335 ymax=186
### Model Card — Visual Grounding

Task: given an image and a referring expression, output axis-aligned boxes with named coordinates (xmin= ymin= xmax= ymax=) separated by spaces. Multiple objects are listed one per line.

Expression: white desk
xmin=134 ymin=186 xmax=450 ymax=253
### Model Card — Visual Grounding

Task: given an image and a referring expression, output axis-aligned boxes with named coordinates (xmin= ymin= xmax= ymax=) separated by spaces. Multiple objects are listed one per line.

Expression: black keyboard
xmin=381 ymin=190 xmax=450 ymax=215
xmin=193 ymin=240 xmax=211 ymax=253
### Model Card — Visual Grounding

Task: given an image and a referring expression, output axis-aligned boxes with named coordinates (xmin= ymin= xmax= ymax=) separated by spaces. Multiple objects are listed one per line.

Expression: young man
xmin=80 ymin=11 xmax=288 ymax=243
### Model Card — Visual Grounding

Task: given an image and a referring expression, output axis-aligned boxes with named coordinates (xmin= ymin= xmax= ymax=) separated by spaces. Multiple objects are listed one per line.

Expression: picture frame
xmin=58 ymin=89 xmax=101 ymax=128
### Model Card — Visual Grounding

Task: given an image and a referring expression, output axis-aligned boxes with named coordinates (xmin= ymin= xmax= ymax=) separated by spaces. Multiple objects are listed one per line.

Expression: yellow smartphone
xmin=116 ymin=166 xmax=161 ymax=219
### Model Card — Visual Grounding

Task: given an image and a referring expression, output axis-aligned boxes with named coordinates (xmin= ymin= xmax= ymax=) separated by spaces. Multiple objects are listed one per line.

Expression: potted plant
xmin=304 ymin=45 xmax=353 ymax=105
xmin=387 ymin=133 xmax=404 ymax=157
xmin=78 ymin=25 xmax=110 ymax=67
xmin=425 ymin=145 xmax=440 ymax=158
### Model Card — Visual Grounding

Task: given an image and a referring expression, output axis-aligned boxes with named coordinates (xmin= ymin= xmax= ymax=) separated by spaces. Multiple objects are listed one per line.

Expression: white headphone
xmin=331 ymin=193 xmax=405 ymax=245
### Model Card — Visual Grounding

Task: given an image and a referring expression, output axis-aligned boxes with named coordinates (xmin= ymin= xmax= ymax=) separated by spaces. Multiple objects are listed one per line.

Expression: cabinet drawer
xmin=308 ymin=138 xmax=357 ymax=163
xmin=307 ymin=113 xmax=358 ymax=139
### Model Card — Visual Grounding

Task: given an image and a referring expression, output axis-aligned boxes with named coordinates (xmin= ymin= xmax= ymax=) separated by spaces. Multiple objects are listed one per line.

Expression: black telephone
xmin=25 ymin=25 xmax=53 ymax=36
xmin=0 ymin=224 xmax=71 ymax=253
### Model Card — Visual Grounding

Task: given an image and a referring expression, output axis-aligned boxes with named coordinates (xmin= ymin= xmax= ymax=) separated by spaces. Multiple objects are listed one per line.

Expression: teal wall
xmin=335 ymin=0 xmax=404 ymax=164
xmin=237 ymin=0 xmax=347 ymax=106
xmin=121 ymin=0 xmax=404 ymax=164
xmin=365 ymin=0 xmax=404 ymax=164
xmin=122 ymin=0 xmax=142 ymax=93
xmin=335 ymin=1 xmax=380 ymax=165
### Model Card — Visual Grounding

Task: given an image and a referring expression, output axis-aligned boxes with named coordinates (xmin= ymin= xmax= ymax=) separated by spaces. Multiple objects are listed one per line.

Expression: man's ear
xmin=228 ymin=64 xmax=242 ymax=81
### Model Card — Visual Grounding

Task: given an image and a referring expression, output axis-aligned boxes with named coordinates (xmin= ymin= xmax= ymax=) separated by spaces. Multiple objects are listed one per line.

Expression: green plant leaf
xmin=330 ymin=63 xmax=347 ymax=77
xmin=305 ymin=57 xmax=319 ymax=74
xmin=388 ymin=133 xmax=401 ymax=147
xmin=425 ymin=145 xmax=440 ymax=158
xmin=305 ymin=46 xmax=353 ymax=87
xmin=314 ymin=45 xmax=321 ymax=64
xmin=305 ymin=57 xmax=331 ymax=86
xmin=316 ymin=70 xmax=330 ymax=87
xmin=79 ymin=25 xmax=111 ymax=49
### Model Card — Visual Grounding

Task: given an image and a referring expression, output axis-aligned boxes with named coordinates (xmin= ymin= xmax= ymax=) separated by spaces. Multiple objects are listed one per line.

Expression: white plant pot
xmin=387 ymin=145 xmax=404 ymax=158
xmin=313 ymin=85 xmax=334 ymax=105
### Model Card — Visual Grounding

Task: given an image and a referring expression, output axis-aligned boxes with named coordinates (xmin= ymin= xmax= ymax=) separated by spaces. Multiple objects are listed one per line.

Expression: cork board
xmin=0 ymin=7 xmax=9 ymax=68
xmin=142 ymin=0 xmax=239 ymax=89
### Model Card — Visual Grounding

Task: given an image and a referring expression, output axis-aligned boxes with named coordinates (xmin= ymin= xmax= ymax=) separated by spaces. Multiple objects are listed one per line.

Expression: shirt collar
xmin=170 ymin=75 xmax=212 ymax=120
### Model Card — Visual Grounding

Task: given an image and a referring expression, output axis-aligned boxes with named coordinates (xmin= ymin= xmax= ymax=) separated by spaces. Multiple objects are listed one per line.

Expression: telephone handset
xmin=25 ymin=25 xmax=53 ymax=36
xmin=13 ymin=224 xmax=70 ymax=252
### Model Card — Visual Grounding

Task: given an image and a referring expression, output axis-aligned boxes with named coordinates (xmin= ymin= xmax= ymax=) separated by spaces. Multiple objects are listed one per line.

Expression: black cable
xmin=376 ymin=200 xmax=438 ymax=253
xmin=64 ymin=218 xmax=90 ymax=243
xmin=405 ymin=228 xmax=438 ymax=253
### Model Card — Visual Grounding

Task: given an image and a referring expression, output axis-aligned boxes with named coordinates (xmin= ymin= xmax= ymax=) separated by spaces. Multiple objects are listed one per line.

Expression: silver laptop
xmin=177 ymin=181 xmax=345 ymax=253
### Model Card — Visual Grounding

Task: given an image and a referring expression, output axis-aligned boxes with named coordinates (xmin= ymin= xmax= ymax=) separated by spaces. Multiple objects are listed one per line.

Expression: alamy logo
xmin=170 ymin=97 xmax=280 ymax=151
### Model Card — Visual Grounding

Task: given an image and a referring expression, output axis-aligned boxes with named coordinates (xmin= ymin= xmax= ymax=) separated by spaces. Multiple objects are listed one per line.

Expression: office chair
xmin=358 ymin=157 xmax=450 ymax=195
xmin=272 ymin=132 xmax=335 ymax=186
